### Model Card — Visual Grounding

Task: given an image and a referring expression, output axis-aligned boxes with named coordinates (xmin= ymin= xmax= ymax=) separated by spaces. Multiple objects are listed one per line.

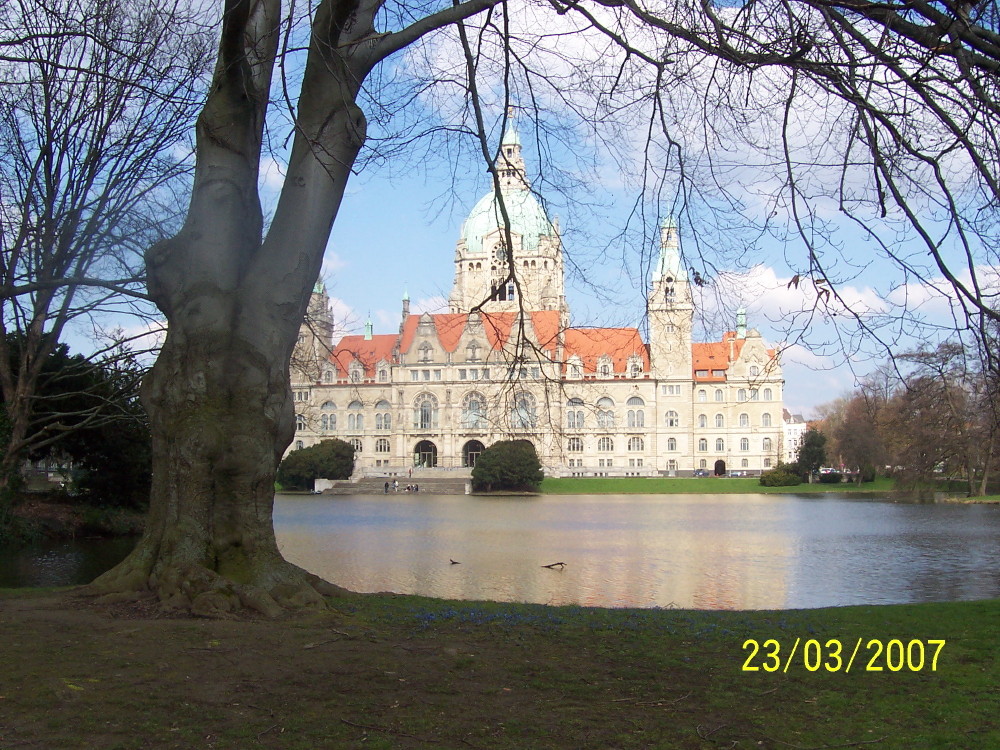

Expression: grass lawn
xmin=0 ymin=589 xmax=996 ymax=748
xmin=541 ymin=475 xmax=897 ymax=494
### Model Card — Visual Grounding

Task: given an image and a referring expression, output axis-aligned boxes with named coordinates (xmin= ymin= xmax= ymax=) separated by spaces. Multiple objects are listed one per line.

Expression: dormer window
xmin=348 ymin=362 xmax=363 ymax=383
xmin=598 ymin=355 xmax=613 ymax=378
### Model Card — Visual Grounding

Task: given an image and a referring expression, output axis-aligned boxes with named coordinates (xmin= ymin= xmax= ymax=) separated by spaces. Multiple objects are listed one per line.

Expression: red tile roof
xmin=330 ymin=334 xmax=397 ymax=378
xmin=563 ymin=327 xmax=649 ymax=374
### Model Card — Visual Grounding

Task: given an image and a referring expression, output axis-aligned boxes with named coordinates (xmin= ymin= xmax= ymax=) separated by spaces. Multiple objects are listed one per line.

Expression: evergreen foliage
xmin=277 ymin=439 xmax=355 ymax=490
xmin=471 ymin=440 xmax=544 ymax=492
xmin=797 ymin=429 xmax=827 ymax=475
xmin=818 ymin=471 xmax=844 ymax=484
xmin=759 ymin=468 xmax=802 ymax=487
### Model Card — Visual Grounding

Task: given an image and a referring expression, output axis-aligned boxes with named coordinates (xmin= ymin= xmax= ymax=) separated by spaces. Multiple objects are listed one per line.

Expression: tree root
xmin=88 ymin=553 xmax=352 ymax=619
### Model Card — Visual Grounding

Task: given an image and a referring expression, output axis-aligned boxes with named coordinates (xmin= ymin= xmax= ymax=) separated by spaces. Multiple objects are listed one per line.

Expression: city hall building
xmin=289 ymin=123 xmax=786 ymax=477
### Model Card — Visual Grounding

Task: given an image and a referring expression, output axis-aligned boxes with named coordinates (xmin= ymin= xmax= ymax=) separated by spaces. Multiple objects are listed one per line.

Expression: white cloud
xmin=410 ymin=295 xmax=449 ymax=315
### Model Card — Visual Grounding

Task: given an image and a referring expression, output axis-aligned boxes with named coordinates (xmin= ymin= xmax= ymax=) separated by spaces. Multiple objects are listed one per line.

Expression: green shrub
xmin=819 ymin=471 xmax=843 ymax=484
xmin=759 ymin=469 xmax=802 ymax=487
xmin=277 ymin=439 xmax=355 ymax=491
xmin=471 ymin=440 xmax=544 ymax=492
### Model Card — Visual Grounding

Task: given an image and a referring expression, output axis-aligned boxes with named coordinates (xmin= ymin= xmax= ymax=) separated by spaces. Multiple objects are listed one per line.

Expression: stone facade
xmin=289 ymin=123 xmax=787 ymax=477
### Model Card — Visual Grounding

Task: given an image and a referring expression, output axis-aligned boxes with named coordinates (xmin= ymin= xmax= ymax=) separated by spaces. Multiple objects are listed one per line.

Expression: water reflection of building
xmin=289 ymin=120 xmax=788 ymax=477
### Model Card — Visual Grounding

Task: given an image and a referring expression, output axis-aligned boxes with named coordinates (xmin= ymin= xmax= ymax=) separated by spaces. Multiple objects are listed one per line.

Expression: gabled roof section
xmin=331 ymin=334 xmax=398 ymax=377
xmin=692 ymin=332 xmax=744 ymax=382
xmin=530 ymin=311 xmax=562 ymax=356
xmin=433 ymin=314 xmax=469 ymax=353
xmin=563 ymin=327 xmax=649 ymax=374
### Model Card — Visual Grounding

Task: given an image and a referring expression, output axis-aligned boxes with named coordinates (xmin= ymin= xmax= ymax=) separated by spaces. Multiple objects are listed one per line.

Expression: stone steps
xmin=322 ymin=476 xmax=471 ymax=495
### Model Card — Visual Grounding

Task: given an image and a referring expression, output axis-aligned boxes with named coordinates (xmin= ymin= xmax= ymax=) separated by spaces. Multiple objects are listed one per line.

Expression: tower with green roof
xmin=448 ymin=117 xmax=567 ymax=315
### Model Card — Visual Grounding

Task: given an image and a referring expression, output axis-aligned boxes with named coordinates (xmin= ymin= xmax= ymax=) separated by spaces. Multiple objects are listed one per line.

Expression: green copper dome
xmin=460 ymin=188 xmax=554 ymax=256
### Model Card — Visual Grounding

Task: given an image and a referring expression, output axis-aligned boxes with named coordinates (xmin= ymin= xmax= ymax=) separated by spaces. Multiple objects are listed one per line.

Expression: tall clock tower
xmin=648 ymin=217 xmax=693 ymax=378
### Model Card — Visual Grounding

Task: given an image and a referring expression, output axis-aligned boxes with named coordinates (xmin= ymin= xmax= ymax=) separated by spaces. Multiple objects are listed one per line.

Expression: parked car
xmin=693 ymin=469 xmax=710 ymax=477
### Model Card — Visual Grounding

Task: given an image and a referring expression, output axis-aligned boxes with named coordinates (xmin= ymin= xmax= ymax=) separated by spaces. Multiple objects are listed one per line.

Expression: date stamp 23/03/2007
xmin=741 ymin=638 xmax=946 ymax=673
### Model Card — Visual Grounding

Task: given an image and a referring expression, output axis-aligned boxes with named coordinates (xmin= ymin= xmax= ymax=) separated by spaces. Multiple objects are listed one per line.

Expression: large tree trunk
xmin=92 ymin=0 xmax=368 ymax=615
xmin=90 ymin=0 xmax=502 ymax=614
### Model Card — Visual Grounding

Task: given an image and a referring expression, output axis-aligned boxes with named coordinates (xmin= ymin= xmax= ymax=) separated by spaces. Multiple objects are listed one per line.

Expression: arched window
xmin=627 ymin=396 xmax=644 ymax=407
xmin=667 ymin=438 xmax=677 ymax=451
xmin=567 ymin=437 xmax=583 ymax=452
xmin=323 ymin=370 xmax=333 ymax=383
xmin=761 ymin=412 xmax=772 ymax=427
xmin=375 ymin=438 xmax=390 ymax=453
xmin=462 ymin=392 xmax=487 ymax=429
xmin=763 ymin=437 xmax=772 ymax=452
xmin=699 ymin=458 xmax=707 ymax=469
xmin=715 ymin=389 xmax=724 ymax=402
xmin=628 ymin=437 xmax=644 ymax=452
xmin=596 ymin=397 xmax=615 ymax=428
xmin=567 ymin=397 xmax=584 ymax=429
xmin=295 ymin=414 xmax=306 ymax=431
xmin=697 ymin=389 xmax=707 ymax=402
xmin=750 ymin=388 xmax=759 ymax=401
xmin=714 ymin=413 xmax=724 ymax=428
xmin=739 ymin=413 xmax=750 ymax=428
xmin=763 ymin=388 xmax=773 ymax=401
xmin=598 ymin=356 xmax=613 ymax=377
xmin=627 ymin=409 xmax=645 ymax=428
xmin=350 ymin=438 xmax=362 ymax=453
xmin=598 ymin=436 xmax=614 ymax=452
xmin=378 ymin=367 xmax=389 ymax=383
xmin=295 ymin=440 xmax=304 ymax=451
xmin=512 ymin=392 xmax=536 ymax=429
xmin=374 ymin=400 xmax=391 ymax=431
xmin=347 ymin=400 xmax=364 ymax=431
xmin=738 ymin=388 xmax=747 ymax=402
xmin=715 ymin=438 xmax=725 ymax=452
xmin=698 ymin=414 xmax=708 ymax=428
xmin=740 ymin=437 xmax=750 ymax=451
xmin=665 ymin=410 xmax=679 ymax=427
xmin=413 ymin=393 xmax=438 ymax=430
xmin=698 ymin=438 xmax=708 ymax=451
xmin=741 ymin=458 xmax=749 ymax=468
xmin=320 ymin=401 xmax=336 ymax=432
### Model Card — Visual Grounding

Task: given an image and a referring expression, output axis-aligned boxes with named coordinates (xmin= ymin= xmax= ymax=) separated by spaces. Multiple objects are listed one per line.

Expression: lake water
xmin=274 ymin=493 xmax=1000 ymax=609
xmin=4 ymin=493 xmax=1000 ymax=610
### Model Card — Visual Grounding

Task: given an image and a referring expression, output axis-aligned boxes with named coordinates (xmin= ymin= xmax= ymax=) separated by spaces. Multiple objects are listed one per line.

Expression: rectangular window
xmin=695 ymin=370 xmax=708 ymax=377
xmin=531 ymin=367 xmax=540 ymax=379
xmin=482 ymin=368 xmax=490 ymax=380
xmin=410 ymin=371 xmax=419 ymax=382
xmin=712 ymin=370 xmax=726 ymax=377
xmin=434 ymin=370 xmax=442 ymax=381
xmin=637 ymin=458 xmax=643 ymax=467
xmin=459 ymin=369 xmax=467 ymax=380
xmin=422 ymin=370 xmax=430 ymax=381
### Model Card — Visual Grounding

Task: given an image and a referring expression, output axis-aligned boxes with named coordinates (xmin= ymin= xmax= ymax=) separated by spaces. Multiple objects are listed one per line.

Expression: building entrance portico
xmin=414 ymin=440 xmax=438 ymax=468
xmin=462 ymin=440 xmax=486 ymax=467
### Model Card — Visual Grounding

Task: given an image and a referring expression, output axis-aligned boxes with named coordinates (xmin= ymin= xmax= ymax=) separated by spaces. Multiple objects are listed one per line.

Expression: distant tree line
xmin=815 ymin=342 xmax=999 ymax=497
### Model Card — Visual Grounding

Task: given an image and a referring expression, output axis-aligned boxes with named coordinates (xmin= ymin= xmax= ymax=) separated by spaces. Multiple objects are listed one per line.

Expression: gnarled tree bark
xmin=92 ymin=0 xmax=502 ymax=616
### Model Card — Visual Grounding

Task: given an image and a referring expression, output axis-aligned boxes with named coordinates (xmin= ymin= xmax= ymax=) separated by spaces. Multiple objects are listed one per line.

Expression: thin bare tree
xmin=0 ymin=0 xmax=210 ymax=513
